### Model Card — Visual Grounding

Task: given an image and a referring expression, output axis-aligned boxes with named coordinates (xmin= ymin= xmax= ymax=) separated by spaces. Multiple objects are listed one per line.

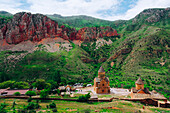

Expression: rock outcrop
xmin=0 ymin=12 xmax=119 ymax=44
xmin=133 ymin=8 xmax=170 ymax=23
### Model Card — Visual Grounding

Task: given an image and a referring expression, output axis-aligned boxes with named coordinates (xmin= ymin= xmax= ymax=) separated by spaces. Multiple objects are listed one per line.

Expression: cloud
xmin=27 ymin=0 xmax=121 ymax=18
xmin=0 ymin=0 xmax=169 ymax=21
xmin=0 ymin=0 xmax=30 ymax=13
xmin=116 ymin=0 xmax=170 ymax=20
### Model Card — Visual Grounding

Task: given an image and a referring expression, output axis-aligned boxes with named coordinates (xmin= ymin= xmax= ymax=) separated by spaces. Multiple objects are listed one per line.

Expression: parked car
xmin=86 ymin=84 xmax=92 ymax=87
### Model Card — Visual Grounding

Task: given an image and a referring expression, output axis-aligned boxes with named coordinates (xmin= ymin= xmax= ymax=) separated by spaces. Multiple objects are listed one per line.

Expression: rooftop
xmin=98 ymin=66 xmax=105 ymax=72
xmin=135 ymin=77 xmax=144 ymax=85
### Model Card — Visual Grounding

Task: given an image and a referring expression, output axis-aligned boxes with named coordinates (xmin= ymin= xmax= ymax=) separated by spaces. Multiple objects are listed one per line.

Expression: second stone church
xmin=94 ymin=66 xmax=110 ymax=94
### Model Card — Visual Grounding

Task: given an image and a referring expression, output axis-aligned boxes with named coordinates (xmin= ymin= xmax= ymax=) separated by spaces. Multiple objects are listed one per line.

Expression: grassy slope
xmin=1 ymin=98 xmax=169 ymax=113
xmin=47 ymin=14 xmax=115 ymax=30
xmin=0 ymin=11 xmax=13 ymax=28
xmin=0 ymin=44 xmax=95 ymax=84
xmin=0 ymin=8 xmax=169 ymax=98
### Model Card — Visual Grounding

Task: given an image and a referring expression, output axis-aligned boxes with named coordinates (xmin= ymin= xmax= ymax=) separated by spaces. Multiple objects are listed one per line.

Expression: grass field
xmin=0 ymin=98 xmax=170 ymax=113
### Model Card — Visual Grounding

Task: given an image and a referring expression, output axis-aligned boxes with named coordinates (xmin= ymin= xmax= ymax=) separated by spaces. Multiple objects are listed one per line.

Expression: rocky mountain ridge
xmin=0 ymin=12 xmax=118 ymax=44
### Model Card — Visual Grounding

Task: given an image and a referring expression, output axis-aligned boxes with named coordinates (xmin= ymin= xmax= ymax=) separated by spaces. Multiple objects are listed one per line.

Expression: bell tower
xmin=135 ymin=77 xmax=144 ymax=90
xmin=98 ymin=66 xmax=105 ymax=79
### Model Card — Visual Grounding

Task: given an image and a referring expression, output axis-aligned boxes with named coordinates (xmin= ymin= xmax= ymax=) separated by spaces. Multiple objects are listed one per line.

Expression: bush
xmin=26 ymin=102 xmax=35 ymax=110
xmin=52 ymin=108 xmax=58 ymax=112
xmin=26 ymin=102 xmax=41 ymax=110
xmin=77 ymin=93 xmax=91 ymax=102
xmin=13 ymin=92 xmax=21 ymax=96
xmin=49 ymin=102 xmax=56 ymax=108
xmin=56 ymin=89 xmax=60 ymax=95
xmin=40 ymin=89 xmax=49 ymax=98
xmin=25 ymin=91 xmax=36 ymax=97
xmin=0 ymin=102 xmax=8 ymax=113
xmin=27 ymin=97 xmax=32 ymax=102
xmin=13 ymin=81 xmax=29 ymax=89
xmin=32 ymin=79 xmax=51 ymax=90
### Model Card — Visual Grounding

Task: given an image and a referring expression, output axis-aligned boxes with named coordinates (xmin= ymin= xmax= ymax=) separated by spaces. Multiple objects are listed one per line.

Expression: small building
xmin=66 ymin=85 xmax=72 ymax=92
xmin=58 ymin=86 xmax=66 ymax=92
xmin=130 ymin=77 xmax=167 ymax=102
xmin=58 ymin=85 xmax=75 ymax=92
xmin=131 ymin=77 xmax=150 ymax=95
xmin=94 ymin=66 xmax=110 ymax=94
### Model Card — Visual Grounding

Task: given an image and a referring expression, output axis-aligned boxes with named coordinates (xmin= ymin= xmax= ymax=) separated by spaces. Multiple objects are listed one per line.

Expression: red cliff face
xmin=75 ymin=26 xmax=118 ymax=41
xmin=0 ymin=12 xmax=119 ymax=44
xmin=0 ymin=12 xmax=61 ymax=44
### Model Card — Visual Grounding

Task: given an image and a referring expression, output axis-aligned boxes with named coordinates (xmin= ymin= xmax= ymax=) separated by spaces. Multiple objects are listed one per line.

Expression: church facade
xmin=94 ymin=66 xmax=110 ymax=94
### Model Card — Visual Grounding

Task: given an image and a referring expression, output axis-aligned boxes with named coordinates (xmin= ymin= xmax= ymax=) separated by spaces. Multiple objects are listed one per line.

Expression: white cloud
xmin=27 ymin=0 xmax=120 ymax=17
xmin=0 ymin=0 xmax=30 ymax=14
xmin=0 ymin=0 xmax=169 ymax=21
xmin=117 ymin=0 xmax=170 ymax=20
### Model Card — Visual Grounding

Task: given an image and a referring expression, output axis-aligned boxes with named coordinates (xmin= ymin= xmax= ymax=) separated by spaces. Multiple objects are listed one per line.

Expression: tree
xmin=32 ymin=79 xmax=51 ymax=90
xmin=13 ymin=92 xmax=21 ymax=96
xmin=13 ymin=81 xmax=29 ymax=89
xmin=49 ymin=102 xmax=56 ymax=108
xmin=26 ymin=102 xmax=41 ymax=110
xmin=47 ymin=80 xmax=58 ymax=90
xmin=56 ymin=89 xmax=60 ymax=95
xmin=77 ymin=93 xmax=91 ymax=102
xmin=60 ymin=77 xmax=67 ymax=85
xmin=40 ymin=89 xmax=49 ymax=98
xmin=0 ymin=80 xmax=15 ymax=89
xmin=25 ymin=91 xmax=36 ymax=97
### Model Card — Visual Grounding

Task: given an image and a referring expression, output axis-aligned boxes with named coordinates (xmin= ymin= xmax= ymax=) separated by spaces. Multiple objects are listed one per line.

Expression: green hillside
xmin=0 ymin=11 xmax=13 ymax=27
xmin=0 ymin=8 xmax=169 ymax=99
xmin=47 ymin=14 xmax=115 ymax=30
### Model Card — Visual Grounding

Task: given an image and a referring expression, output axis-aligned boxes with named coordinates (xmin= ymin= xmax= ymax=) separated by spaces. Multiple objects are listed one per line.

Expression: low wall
xmin=160 ymin=103 xmax=170 ymax=108
xmin=112 ymin=98 xmax=170 ymax=108
xmin=0 ymin=96 xmax=111 ymax=102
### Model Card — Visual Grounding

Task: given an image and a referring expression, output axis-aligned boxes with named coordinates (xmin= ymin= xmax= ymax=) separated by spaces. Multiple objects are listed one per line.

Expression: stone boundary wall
xmin=0 ymin=95 xmax=111 ymax=102
xmin=111 ymin=97 xmax=170 ymax=108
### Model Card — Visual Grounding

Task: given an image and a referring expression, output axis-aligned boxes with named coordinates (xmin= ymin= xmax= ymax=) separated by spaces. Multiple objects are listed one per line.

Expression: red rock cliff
xmin=0 ymin=12 xmax=119 ymax=44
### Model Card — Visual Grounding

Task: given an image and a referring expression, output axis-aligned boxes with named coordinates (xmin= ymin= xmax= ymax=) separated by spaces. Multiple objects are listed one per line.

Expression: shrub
xmin=27 ymin=97 xmax=32 ymax=102
xmin=13 ymin=81 xmax=29 ymax=89
xmin=26 ymin=102 xmax=35 ymax=110
xmin=33 ymin=79 xmax=51 ymax=90
xmin=26 ymin=102 xmax=41 ymax=110
xmin=25 ymin=91 xmax=36 ymax=97
xmin=40 ymin=89 xmax=49 ymax=98
xmin=0 ymin=102 xmax=8 ymax=113
xmin=77 ymin=93 xmax=91 ymax=102
xmin=49 ymin=102 xmax=56 ymax=108
xmin=56 ymin=89 xmax=60 ymax=95
xmin=13 ymin=92 xmax=21 ymax=96
xmin=52 ymin=108 xmax=58 ymax=112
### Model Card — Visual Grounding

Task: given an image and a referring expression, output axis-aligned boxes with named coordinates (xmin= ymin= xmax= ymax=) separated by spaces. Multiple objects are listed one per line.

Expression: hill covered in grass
xmin=0 ymin=8 xmax=169 ymax=99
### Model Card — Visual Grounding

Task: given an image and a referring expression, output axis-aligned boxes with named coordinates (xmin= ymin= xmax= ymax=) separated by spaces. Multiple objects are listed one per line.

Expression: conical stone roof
xmin=135 ymin=77 xmax=144 ymax=85
xmin=98 ymin=66 xmax=105 ymax=72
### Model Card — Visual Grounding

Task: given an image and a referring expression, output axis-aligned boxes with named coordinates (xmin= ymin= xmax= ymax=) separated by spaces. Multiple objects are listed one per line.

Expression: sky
xmin=0 ymin=0 xmax=169 ymax=21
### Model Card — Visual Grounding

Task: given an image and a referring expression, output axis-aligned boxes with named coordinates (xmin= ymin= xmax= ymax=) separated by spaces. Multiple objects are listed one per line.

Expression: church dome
xmin=98 ymin=66 xmax=105 ymax=72
xmin=135 ymin=77 xmax=144 ymax=85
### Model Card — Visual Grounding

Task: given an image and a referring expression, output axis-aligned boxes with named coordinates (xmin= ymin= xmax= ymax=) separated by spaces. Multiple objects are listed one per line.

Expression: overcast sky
xmin=0 ymin=0 xmax=169 ymax=21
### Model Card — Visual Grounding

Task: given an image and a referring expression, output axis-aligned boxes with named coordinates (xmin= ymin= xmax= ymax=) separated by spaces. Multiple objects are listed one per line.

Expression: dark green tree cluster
xmin=77 ymin=93 xmax=91 ymax=102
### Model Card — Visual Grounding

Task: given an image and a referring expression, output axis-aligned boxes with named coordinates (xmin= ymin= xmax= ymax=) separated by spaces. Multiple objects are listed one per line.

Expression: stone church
xmin=130 ymin=77 xmax=167 ymax=101
xmin=94 ymin=66 xmax=110 ymax=94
